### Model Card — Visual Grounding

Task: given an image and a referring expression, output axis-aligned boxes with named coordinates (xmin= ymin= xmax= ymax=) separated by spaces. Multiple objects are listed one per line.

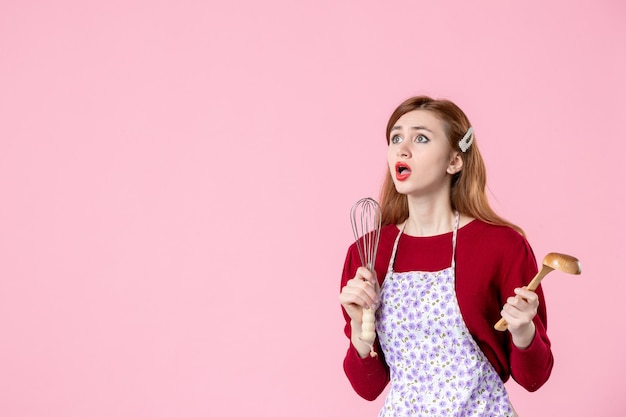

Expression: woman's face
xmin=387 ymin=109 xmax=460 ymax=198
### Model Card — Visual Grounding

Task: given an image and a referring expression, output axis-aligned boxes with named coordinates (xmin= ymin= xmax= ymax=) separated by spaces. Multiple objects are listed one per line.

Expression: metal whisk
xmin=351 ymin=198 xmax=382 ymax=270
xmin=350 ymin=197 xmax=382 ymax=357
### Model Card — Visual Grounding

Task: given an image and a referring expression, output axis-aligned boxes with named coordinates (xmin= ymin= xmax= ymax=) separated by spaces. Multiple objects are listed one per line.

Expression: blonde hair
xmin=379 ymin=96 xmax=524 ymax=235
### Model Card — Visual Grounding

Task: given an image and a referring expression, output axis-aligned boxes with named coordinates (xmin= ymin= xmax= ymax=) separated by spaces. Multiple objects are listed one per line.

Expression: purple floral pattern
xmin=375 ymin=236 xmax=514 ymax=416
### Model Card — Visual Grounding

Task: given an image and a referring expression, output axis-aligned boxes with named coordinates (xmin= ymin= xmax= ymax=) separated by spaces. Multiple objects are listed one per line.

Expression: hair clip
xmin=458 ymin=127 xmax=474 ymax=153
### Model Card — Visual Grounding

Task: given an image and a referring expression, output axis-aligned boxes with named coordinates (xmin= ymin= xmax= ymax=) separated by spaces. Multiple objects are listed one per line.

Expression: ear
xmin=446 ymin=152 xmax=463 ymax=175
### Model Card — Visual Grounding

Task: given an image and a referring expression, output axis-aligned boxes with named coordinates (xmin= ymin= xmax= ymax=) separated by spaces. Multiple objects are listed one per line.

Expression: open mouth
xmin=395 ymin=162 xmax=411 ymax=181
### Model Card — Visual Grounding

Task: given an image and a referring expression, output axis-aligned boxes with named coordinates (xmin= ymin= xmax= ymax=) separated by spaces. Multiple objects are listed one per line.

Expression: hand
xmin=500 ymin=287 xmax=538 ymax=349
xmin=339 ymin=266 xmax=380 ymax=325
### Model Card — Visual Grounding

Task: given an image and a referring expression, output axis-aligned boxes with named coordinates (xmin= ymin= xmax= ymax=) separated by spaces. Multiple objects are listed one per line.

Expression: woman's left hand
xmin=501 ymin=287 xmax=538 ymax=349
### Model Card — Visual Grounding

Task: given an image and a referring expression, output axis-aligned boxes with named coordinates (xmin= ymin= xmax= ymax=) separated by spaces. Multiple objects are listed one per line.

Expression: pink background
xmin=1 ymin=1 xmax=624 ymax=416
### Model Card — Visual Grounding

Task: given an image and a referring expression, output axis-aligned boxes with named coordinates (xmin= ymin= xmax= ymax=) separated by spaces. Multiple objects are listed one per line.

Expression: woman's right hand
xmin=339 ymin=266 xmax=380 ymax=324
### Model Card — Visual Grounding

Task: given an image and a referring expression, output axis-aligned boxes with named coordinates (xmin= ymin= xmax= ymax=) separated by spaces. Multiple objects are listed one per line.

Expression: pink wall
xmin=1 ymin=0 xmax=624 ymax=415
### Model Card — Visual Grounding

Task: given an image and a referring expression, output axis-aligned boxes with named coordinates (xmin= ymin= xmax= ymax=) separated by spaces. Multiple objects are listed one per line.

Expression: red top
xmin=341 ymin=219 xmax=553 ymax=400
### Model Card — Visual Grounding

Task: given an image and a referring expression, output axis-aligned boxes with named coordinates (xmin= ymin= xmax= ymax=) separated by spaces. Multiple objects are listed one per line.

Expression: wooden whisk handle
xmin=360 ymin=306 xmax=378 ymax=357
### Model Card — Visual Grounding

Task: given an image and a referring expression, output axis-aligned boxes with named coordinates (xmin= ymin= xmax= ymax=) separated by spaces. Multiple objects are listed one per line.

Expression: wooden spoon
xmin=494 ymin=252 xmax=582 ymax=331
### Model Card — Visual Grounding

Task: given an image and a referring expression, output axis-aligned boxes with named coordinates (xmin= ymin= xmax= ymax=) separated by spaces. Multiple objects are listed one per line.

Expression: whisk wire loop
xmin=350 ymin=198 xmax=382 ymax=272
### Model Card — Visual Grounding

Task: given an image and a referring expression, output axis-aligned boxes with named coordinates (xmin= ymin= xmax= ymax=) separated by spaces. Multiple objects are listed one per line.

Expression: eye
xmin=390 ymin=134 xmax=403 ymax=144
xmin=414 ymin=134 xmax=429 ymax=143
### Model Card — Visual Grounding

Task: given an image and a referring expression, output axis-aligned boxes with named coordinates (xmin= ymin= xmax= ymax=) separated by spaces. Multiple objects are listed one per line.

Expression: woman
xmin=339 ymin=96 xmax=553 ymax=416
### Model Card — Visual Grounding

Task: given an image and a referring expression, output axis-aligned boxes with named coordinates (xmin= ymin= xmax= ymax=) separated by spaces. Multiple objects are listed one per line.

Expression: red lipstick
xmin=395 ymin=162 xmax=411 ymax=181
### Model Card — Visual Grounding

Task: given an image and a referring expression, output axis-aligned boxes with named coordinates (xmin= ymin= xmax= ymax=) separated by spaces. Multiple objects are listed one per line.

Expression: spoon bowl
xmin=541 ymin=252 xmax=582 ymax=275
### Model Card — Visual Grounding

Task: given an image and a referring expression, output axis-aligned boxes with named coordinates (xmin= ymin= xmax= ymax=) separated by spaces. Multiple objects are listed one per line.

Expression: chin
xmin=393 ymin=183 xmax=413 ymax=195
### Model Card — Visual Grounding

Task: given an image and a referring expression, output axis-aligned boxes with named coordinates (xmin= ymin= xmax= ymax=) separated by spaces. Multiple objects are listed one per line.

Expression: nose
xmin=396 ymin=141 xmax=411 ymax=158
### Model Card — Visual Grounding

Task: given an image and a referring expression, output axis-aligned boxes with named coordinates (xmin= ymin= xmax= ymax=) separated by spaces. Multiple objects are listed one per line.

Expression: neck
xmin=403 ymin=194 xmax=455 ymax=237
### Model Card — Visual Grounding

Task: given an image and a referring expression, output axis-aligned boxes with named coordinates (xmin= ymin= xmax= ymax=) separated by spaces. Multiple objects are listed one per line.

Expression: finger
xmin=351 ymin=268 xmax=380 ymax=297
xmin=500 ymin=307 xmax=527 ymax=328
xmin=500 ymin=308 xmax=516 ymax=325
xmin=502 ymin=303 xmax=525 ymax=319
xmin=506 ymin=296 xmax=527 ymax=310
xmin=514 ymin=287 xmax=539 ymax=305
xmin=347 ymin=276 xmax=378 ymax=293
xmin=506 ymin=296 xmax=538 ymax=316
xmin=341 ymin=282 xmax=379 ymax=309
xmin=339 ymin=294 xmax=368 ymax=312
xmin=501 ymin=301 xmax=536 ymax=327
xmin=356 ymin=282 xmax=380 ymax=309
xmin=355 ymin=266 xmax=377 ymax=286
xmin=510 ymin=290 xmax=538 ymax=308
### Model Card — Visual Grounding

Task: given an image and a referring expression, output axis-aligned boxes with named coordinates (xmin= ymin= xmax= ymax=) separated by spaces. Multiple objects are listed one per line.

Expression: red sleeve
xmin=340 ymin=244 xmax=390 ymax=400
xmin=501 ymin=237 xmax=554 ymax=391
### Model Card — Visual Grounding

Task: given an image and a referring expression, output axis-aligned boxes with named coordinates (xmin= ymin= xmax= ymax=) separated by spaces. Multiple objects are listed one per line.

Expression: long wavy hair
xmin=379 ymin=96 xmax=524 ymax=235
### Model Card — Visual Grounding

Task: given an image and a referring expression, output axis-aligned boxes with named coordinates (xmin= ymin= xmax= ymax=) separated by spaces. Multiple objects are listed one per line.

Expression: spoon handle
xmin=526 ymin=266 xmax=554 ymax=291
xmin=493 ymin=266 xmax=554 ymax=331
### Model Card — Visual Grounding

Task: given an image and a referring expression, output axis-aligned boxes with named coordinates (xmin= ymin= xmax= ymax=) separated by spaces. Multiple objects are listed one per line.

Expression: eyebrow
xmin=390 ymin=125 xmax=434 ymax=133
